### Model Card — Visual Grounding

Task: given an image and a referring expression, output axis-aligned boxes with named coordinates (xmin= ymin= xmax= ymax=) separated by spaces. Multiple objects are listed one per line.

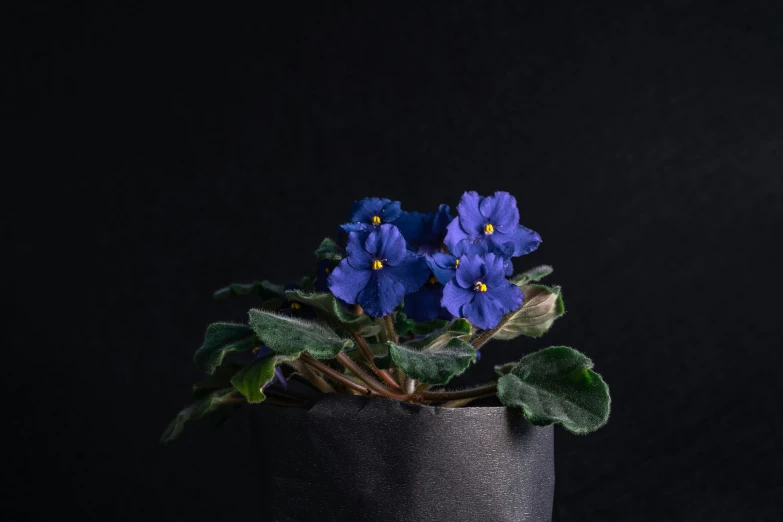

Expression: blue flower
xmin=445 ymin=191 xmax=541 ymax=258
xmin=396 ymin=204 xmax=453 ymax=252
xmin=328 ymin=224 xmax=430 ymax=317
xmin=314 ymin=259 xmax=338 ymax=293
xmin=252 ymin=346 xmax=288 ymax=390
xmin=341 ymin=197 xmax=403 ymax=233
xmin=441 ymin=252 xmax=523 ymax=330
xmin=427 ymin=252 xmax=459 ymax=284
xmin=403 ymin=274 xmax=452 ymax=322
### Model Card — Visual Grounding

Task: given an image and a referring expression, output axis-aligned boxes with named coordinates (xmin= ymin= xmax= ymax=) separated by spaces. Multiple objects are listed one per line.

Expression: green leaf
xmin=285 ymin=290 xmax=372 ymax=329
xmin=248 ymin=309 xmax=353 ymax=359
xmin=389 ymin=337 xmax=477 ymax=385
xmin=395 ymin=311 xmax=450 ymax=336
xmin=160 ymin=389 xmax=238 ymax=443
xmin=213 ymin=280 xmax=286 ymax=300
xmin=193 ymin=323 xmax=258 ymax=374
xmin=494 ymin=362 xmax=516 ymax=377
xmin=404 ymin=319 xmax=473 ymax=350
xmin=298 ymin=275 xmax=317 ymax=292
xmin=493 ymin=285 xmax=565 ymax=340
xmin=368 ymin=342 xmax=393 ymax=369
xmin=510 ymin=265 xmax=554 ymax=286
xmin=192 ymin=361 xmax=244 ymax=399
xmin=497 ymin=346 xmax=610 ymax=434
xmin=230 ymin=355 xmax=277 ymax=403
xmin=315 ymin=238 xmax=345 ymax=261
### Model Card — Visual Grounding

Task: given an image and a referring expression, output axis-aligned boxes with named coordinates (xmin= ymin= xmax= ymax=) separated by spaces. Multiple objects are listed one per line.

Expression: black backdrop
xmin=6 ymin=2 xmax=782 ymax=520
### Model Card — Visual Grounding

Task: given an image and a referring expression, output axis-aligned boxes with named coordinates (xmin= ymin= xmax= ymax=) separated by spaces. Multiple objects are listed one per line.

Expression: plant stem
xmin=383 ymin=314 xmax=398 ymax=344
xmin=349 ymin=331 xmax=402 ymax=391
xmin=470 ymin=313 xmax=513 ymax=349
xmin=300 ymin=353 xmax=374 ymax=396
xmin=415 ymin=383 xmax=498 ymax=402
xmin=285 ymin=360 xmax=336 ymax=393
xmin=336 ymin=352 xmax=408 ymax=401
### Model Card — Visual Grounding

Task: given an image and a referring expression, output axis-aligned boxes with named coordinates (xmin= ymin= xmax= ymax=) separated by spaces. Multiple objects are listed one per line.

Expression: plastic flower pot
xmin=249 ymin=394 xmax=554 ymax=522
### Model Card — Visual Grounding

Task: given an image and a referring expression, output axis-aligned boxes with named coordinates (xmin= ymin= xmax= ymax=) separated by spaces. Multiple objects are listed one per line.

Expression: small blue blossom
xmin=396 ymin=204 xmax=453 ymax=252
xmin=445 ymin=191 xmax=541 ymax=259
xmin=328 ymin=224 xmax=430 ymax=317
xmin=341 ymin=197 xmax=403 ymax=233
xmin=441 ymin=252 xmax=523 ymax=330
xmin=426 ymin=252 xmax=459 ymax=284
xmin=314 ymin=259 xmax=338 ymax=293
xmin=403 ymin=273 xmax=452 ymax=322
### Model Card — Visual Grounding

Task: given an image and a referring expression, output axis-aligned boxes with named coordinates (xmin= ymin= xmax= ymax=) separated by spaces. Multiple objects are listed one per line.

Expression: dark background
xmin=6 ymin=1 xmax=782 ymax=520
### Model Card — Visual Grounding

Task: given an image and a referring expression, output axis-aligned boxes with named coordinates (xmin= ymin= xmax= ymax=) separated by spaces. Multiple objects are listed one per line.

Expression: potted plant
xmin=162 ymin=191 xmax=611 ymax=521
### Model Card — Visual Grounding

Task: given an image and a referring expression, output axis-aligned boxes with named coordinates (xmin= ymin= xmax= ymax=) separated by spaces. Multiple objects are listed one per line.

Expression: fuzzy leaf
xmin=510 ymin=265 xmax=554 ymax=286
xmin=193 ymin=323 xmax=258 ymax=374
xmin=230 ymin=355 xmax=277 ymax=403
xmin=212 ymin=280 xmax=285 ymax=300
xmin=248 ymin=309 xmax=353 ymax=359
xmin=405 ymin=319 xmax=473 ymax=350
xmin=493 ymin=285 xmax=565 ymax=340
xmin=160 ymin=389 xmax=238 ymax=443
xmin=389 ymin=337 xmax=477 ymax=385
xmin=192 ymin=361 xmax=244 ymax=399
xmin=315 ymin=238 xmax=345 ymax=261
xmin=497 ymin=346 xmax=610 ymax=434
xmin=285 ymin=290 xmax=372 ymax=328
xmin=494 ymin=362 xmax=516 ymax=377
xmin=395 ymin=312 xmax=450 ymax=336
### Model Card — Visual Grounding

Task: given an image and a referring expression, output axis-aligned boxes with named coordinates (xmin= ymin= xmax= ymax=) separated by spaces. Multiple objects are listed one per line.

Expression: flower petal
xmin=462 ymin=292 xmax=504 ymax=330
xmin=482 ymin=253 xmax=508 ymax=288
xmin=394 ymin=211 xmax=426 ymax=247
xmin=487 ymin=283 xmax=524 ymax=314
xmin=403 ymin=283 xmax=447 ymax=322
xmin=328 ymin=260 xmax=372 ymax=304
xmin=358 ymin=271 xmax=406 ymax=317
xmin=441 ymin=281 xmax=475 ymax=317
xmin=480 ymin=191 xmax=519 ymax=233
xmin=371 ymin=224 xmax=408 ymax=266
xmin=444 ymin=217 xmax=470 ymax=254
xmin=509 ymin=224 xmax=542 ymax=256
xmin=384 ymin=251 xmax=430 ymax=293
xmin=455 ymin=253 xmax=485 ymax=289
xmin=457 ymin=191 xmax=487 ymax=234
xmin=427 ymin=253 xmax=458 ymax=285
xmin=345 ymin=230 xmax=374 ymax=269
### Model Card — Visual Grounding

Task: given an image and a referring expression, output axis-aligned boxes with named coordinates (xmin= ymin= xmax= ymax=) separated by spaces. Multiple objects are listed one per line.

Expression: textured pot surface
xmin=250 ymin=394 xmax=554 ymax=522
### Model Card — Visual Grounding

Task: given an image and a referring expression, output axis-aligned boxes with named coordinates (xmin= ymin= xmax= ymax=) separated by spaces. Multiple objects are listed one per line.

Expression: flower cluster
xmin=330 ymin=191 xmax=541 ymax=329
xmin=163 ymin=188 xmax=612 ymax=445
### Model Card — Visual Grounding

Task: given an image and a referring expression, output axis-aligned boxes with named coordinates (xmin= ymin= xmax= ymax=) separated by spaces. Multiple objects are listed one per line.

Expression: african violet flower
xmin=341 ymin=197 xmax=404 ymax=233
xmin=396 ymin=204 xmax=453 ymax=253
xmin=441 ymin=252 xmax=523 ymax=330
xmin=427 ymin=252 xmax=459 ymax=284
xmin=403 ymin=274 xmax=451 ymax=322
xmin=328 ymin=224 xmax=429 ymax=317
xmin=445 ymin=191 xmax=541 ymax=258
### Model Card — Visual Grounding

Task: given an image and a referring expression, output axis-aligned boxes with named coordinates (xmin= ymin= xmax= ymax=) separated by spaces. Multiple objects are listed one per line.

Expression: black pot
xmin=250 ymin=394 xmax=554 ymax=522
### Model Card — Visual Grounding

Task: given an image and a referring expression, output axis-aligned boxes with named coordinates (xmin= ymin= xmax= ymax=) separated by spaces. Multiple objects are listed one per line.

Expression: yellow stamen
xmin=474 ymin=282 xmax=488 ymax=292
xmin=291 ymin=302 xmax=301 ymax=310
xmin=252 ymin=347 xmax=260 ymax=355
xmin=372 ymin=260 xmax=383 ymax=270
xmin=325 ymin=267 xmax=330 ymax=274
xmin=428 ymin=275 xmax=438 ymax=285
xmin=372 ymin=215 xmax=382 ymax=225
xmin=454 ymin=259 xmax=459 ymax=266
xmin=484 ymin=223 xmax=494 ymax=234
